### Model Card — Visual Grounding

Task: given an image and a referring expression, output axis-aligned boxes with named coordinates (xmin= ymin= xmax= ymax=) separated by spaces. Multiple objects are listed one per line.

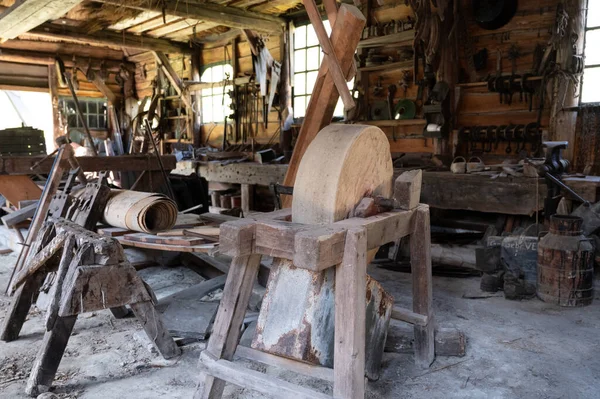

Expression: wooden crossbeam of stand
xmin=195 ymin=202 xmax=435 ymax=398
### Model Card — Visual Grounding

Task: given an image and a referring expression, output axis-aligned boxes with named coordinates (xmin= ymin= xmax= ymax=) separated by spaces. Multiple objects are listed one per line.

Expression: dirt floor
xmin=1 ymin=250 xmax=600 ymax=399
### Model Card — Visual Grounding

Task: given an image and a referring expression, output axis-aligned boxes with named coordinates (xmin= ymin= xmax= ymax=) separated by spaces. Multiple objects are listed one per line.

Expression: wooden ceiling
xmin=0 ymin=0 xmax=303 ymax=56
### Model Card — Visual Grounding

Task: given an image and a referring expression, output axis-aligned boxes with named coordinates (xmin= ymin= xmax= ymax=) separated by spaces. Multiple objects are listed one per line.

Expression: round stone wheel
xmin=252 ymin=124 xmax=394 ymax=375
xmin=292 ymin=124 xmax=393 ymax=224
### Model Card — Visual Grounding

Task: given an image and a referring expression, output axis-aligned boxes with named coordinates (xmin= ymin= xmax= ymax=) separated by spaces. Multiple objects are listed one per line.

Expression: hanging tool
xmin=386 ymin=84 xmax=397 ymax=122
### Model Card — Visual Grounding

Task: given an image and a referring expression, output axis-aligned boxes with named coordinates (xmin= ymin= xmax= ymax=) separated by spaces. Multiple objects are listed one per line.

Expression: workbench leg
xmin=240 ymin=184 xmax=254 ymax=214
xmin=194 ymin=254 xmax=262 ymax=399
xmin=334 ymin=228 xmax=367 ymax=399
xmin=410 ymin=204 xmax=435 ymax=369
xmin=0 ymin=273 xmax=45 ymax=342
xmin=25 ymin=315 xmax=77 ymax=397
xmin=130 ymin=301 xmax=180 ymax=359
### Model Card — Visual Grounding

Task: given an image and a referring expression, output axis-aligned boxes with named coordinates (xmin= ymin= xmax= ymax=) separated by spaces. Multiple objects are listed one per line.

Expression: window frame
xmin=200 ymin=62 xmax=234 ymax=124
xmin=581 ymin=1 xmax=600 ymax=103
xmin=59 ymin=97 xmax=107 ymax=130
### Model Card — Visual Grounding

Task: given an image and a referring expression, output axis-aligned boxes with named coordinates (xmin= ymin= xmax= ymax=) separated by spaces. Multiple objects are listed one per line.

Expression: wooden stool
xmin=195 ymin=203 xmax=434 ymax=398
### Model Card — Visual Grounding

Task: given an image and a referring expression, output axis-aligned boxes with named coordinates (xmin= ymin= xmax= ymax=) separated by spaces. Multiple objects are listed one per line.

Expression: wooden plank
xmin=198 ymin=351 xmax=331 ymax=399
xmin=281 ymin=5 xmax=365 ymax=207
xmin=254 ymin=220 xmax=310 ymax=259
xmin=0 ymin=175 xmax=41 ymax=205
xmin=235 ymin=345 xmax=335 ymax=383
xmin=410 ymin=204 xmax=435 ymax=369
xmin=127 ymin=15 xmax=180 ymax=34
xmin=29 ymin=22 xmax=190 ymax=54
xmin=333 ymin=227 xmax=367 ymax=398
xmin=117 ymin=238 xmax=215 ymax=253
xmin=1 ymin=203 xmax=37 ymax=227
xmin=97 ymin=0 xmax=284 ymax=33
xmin=218 ymin=219 xmax=256 ymax=257
xmin=122 ymin=233 xmax=205 ymax=246
xmin=196 ymin=253 xmax=262 ymax=398
xmin=1 ymin=154 xmax=177 ymax=175
xmin=0 ymin=0 xmax=84 ymax=42
xmin=48 ymin=65 xmax=60 ymax=149
xmin=293 ymin=226 xmax=347 ymax=271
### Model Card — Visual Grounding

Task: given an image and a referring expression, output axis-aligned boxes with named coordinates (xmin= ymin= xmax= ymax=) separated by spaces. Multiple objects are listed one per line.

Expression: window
xmin=293 ymin=22 xmax=350 ymax=118
xmin=201 ymin=63 xmax=233 ymax=123
xmin=582 ymin=1 xmax=600 ymax=102
xmin=60 ymin=97 xmax=107 ymax=129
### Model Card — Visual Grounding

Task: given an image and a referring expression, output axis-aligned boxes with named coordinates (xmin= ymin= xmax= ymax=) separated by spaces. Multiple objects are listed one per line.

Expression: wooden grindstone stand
xmin=195 ymin=125 xmax=435 ymax=399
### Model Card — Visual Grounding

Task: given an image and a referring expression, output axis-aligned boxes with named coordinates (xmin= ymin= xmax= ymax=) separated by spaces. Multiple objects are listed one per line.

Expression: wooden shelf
xmin=358 ymin=60 xmax=412 ymax=72
xmin=358 ymin=30 xmax=414 ymax=49
xmin=361 ymin=119 xmax=427 ymax=127
xmin=164 ymin=139 xmax=193 ymax=143
xmin=456 ymin=75 xmax=543 ymax=88
xmin=166 ymin=115 xmax=189 ymax=120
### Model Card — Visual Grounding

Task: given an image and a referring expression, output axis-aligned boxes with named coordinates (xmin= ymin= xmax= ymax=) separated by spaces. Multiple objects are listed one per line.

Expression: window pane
xmin=306 ymin=71 xmax=318 ymax=94
xmin=294 ymin=49 xmax=306 ymax=73
xmin=306 ymin=24 xmax=319 ymax=47
xmin=202 ymin=97 xmax=213 ymax=122
xmin=68 ymin=114 xmax=77 ymax=128
xmin=88 ymin=115 xmax=98 ymax=128
xmin=585 ymin=29 xmax=600 ymax=65
xmin=588 ymin=1 xmax=600 ymax=28
xmin=324 ymin=20 xmax=331 ymax=36
xmin=295 ymin=25 xmax=306 ymax=49
xmin=294 ymin=96 xmax=306 ymax=118
xmin=582 ymin=67 xmax=600 ymax=102
xmin=307 ymin=46 xmax=320 ymax=70
xmin=294 ymin=73 xmax=306 ymax=95
xmin=99 ymin=115 xmax=106 ymax=128
xmin=88 ymin=101 xmax=98 ymax=114
xmin=334 ymin=99 xmax=344 ymax=118
xmin=66 ymin=100 xmax=76 ymax=114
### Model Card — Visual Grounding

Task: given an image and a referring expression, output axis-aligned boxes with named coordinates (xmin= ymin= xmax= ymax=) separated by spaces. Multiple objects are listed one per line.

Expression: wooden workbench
xmin=193 ymin=161 xmax=600 ymax=216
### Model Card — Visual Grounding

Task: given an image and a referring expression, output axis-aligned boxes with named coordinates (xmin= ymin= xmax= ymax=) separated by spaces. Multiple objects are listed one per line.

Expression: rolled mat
xmin=102 ymin=190 xmax=178 ymax=233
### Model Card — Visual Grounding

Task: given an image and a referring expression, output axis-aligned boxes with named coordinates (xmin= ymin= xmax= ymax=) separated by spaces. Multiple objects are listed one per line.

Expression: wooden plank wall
xmin=453 ymin=0 xmax=556 ymax=158
xmin=130 ymin=51 xmax=193 ymax=100
xmin=199 ymin=35 xmax=282 ymax=146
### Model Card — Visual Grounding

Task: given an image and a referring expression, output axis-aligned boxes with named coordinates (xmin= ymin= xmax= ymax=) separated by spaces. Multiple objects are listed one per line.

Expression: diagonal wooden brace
xmin=303 ymin=0 xmax=355 ymax=111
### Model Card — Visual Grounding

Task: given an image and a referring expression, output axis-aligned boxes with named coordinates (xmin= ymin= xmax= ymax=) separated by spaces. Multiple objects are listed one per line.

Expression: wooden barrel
xmin=537 ymin=215 xmax=594 ymax=307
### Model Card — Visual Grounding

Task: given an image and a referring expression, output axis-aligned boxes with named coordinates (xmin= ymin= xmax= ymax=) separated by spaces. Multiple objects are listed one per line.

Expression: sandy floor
xmin=1 ymin=250 xmax=599 ymax=399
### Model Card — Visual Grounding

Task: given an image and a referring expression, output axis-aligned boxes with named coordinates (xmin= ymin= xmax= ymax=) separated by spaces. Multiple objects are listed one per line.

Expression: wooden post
xmin=0 ymin=273 xmax=46 ymax=342
xmin=240 ymin=184 xmax=254 ymax=214
xmin=410 ymin=204 xmax=435 ymax=368
xmin=281 ymin=4 xmax=365 ymax=207
xmin=549 ymin=0 xmax=586 ymax=161
xmin=48 ymin=65 xmax=61 ymax=150
xmin=195 ymin=254 xmax=262 ymax=399
xmin=333 ymin=227 xmax=367 ymax=398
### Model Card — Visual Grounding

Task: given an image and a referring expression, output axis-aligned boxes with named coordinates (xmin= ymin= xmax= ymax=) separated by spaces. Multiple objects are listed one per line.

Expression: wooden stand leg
xmin=410 ymin=205 xmax=435 ymax=369
xmin=130 ymin=301 xmax=180 ymax=359
xmin=25 ymin=315 xmax=77 ymax=397
xmin=334 ymin=228 xmax=367 ymax=398
xmin=0 ymin=273 xmax=45 ymax=342
xmin=195 ymin=254 xmax=262 ymax=399
xmin=241 ymin=184 xmax=254 ymax=214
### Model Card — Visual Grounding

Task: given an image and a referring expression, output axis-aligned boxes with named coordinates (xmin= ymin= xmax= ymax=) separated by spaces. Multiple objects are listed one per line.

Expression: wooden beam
xmin=0 ymin=48 xmax=131 ymax=72
xmin=0 ymin=154 xmax=177 ymax=175
xmin=281 ymin=5 xmax=365 ymax=207
xmin=28 ymin=22 xmax=190 ymax=54
xmin=0 ymin=0 xmax=84 ymax=42
xmin=153 ymin=51 xmax=192 ymax=108
xmin=97 ymin=0 xmax=284 ymax=33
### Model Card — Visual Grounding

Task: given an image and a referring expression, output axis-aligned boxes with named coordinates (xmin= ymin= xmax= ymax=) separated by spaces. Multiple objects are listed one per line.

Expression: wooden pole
xmin=281 ymin=4 xmax=365 ymax=208
xmin=47 ymin=65 xmax=60 ymax=150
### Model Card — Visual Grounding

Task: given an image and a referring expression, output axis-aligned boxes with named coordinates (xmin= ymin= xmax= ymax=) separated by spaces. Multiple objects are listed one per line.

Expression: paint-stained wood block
xmin=394 ymin=169 xmax=422 ymax=210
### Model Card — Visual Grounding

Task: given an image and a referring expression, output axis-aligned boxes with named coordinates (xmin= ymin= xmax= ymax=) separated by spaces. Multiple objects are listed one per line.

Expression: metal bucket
xmin=537 ymin=215 xmax=595 ymax=307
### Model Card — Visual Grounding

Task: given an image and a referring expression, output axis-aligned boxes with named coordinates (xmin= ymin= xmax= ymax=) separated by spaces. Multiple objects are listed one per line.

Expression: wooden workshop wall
xmin=199 ymin=36 xmax=282 ymax=147
xmin=365 ymin=1 xmax=432 ymax=154
xmin=453 ymin=0 xmax=557 ymax=159
xmin=357 ymin=0 xmax=559 ymax=158
xmin=130 ymin=51 xmax=193 ymax=100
